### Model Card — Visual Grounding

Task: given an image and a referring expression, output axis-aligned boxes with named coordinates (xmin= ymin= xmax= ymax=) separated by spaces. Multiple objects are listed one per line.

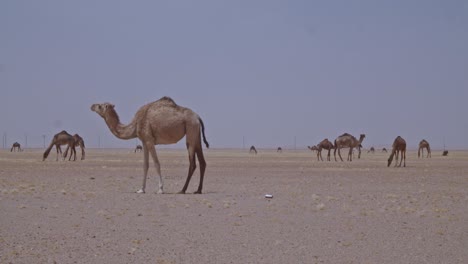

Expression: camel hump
xmin=157 ymin=96 xmax=177 ymax=106
xmin=340 ymin=133 xmax=351 ymax=137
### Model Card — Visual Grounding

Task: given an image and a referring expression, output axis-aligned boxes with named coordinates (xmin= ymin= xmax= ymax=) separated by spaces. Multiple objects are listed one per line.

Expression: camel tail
xmin=199 ymin=117 xmax=209 ymax=149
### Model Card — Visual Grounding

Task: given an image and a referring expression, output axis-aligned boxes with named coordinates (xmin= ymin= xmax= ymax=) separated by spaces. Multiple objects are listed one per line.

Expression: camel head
xmin=387 ymin=156 xmax=393 ymax=167
xmin=91 ymin=103 xmax=115 ymax=118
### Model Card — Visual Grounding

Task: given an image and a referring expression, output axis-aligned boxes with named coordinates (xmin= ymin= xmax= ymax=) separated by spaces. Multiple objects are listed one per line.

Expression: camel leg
xmin=318 ymin=150 xmax=323 ymax=161
xmin=348 ymin=148 xmax=353 ymax=162
xmin=195 ymin=146 xmax=206 ymax=194
xmin=334 ymin=148 xmax=338 ymax=161
xmin=327 ymin=149 xmax=331 ymax=161
xmin=81 ymin=147 xmax=85 ymax=160
xmin=180 ymin=145 xmax=197 ymax=194
xmin=338 ymin=148 xmax=344 ymax=162
xmin=56 ymin=145 xmax=61 ymax=161
xmin=402 ymin=150 xmax=406 ymax=167
xmin=148 ymin=146 xmax=164 ymax=194
xmin=137 ymin=145 xmax=150 ymax=194
xmin=72 ymin=146 xmax=77 ymax=161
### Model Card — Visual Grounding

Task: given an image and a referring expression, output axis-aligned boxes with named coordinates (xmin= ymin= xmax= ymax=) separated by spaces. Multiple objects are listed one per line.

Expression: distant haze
xmin=1 ymin=1 xmax=467 ymax=150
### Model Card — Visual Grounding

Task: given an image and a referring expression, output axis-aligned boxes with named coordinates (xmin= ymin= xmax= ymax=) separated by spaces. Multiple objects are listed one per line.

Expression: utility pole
xmin=98 ymin=135 xmax=101 ymax=148
xmin=25 ymin=134 xmax=28 ymax=149
xmin=42 ymin=135 xmax=46 ymax=148
xmin=294 ymin=136 xmax=297 ymax=151
xmin=243 ymin=136 xmax=245 ymax=150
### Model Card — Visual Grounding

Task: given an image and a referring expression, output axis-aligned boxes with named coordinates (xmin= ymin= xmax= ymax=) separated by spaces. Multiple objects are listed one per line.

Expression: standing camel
xmin=387 ymin=136 xmax=406 ymax=167
xmin=249 ymin=146 xmax=257 ymax=154
xmin=418 ymin=139 xmax=431 ymax=158
xmin=334 ymin=133 xmax=366 ymax=162
xmin=382 ymin=148 xmax=388 ymax=153
xmin=316 ymin=138 xmax=334 ymax=161
xmin=64 ymin=134 xmax=86 ymax=161
xmin=368 ymin=147 xmax=375 ymax=154
xmin=277 ymin=147 xmax=282 ymax=153
xmin=91 ymin=96 xmax=209 ymax=194
xmin=135 ymin=145 xmax=143 ymax=153
xmin=43 ymin=130 xmax=76 ymax=161
xmin=10 ymin=142 xmax=22 ymax=152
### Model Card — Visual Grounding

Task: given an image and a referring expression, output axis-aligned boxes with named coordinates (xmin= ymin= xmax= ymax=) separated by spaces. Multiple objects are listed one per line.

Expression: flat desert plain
xmin=1 ymin=148 xmax=467 ymax=264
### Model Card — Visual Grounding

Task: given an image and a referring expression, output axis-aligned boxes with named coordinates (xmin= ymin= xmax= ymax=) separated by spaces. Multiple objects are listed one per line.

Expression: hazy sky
xmin=1 ymin=0 xmax=467 ymax=150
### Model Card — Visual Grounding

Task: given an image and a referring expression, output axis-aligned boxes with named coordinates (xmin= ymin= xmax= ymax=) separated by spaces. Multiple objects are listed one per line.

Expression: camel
xmin=307 ymin=145 xmax=319 ymax=152
xmin=277 ymin=147 xmax=282 ymax=153
xmin=387 ymin=136 xmax=406 ymax=167
xmin=10 ymin=142 xmax=22 ymax=152
xmin=43 ymin=130 xmax=76 ymax=161
xmin=91 ymin=96 xmax=209 ymax=194
xmin=135 ymin=145 xmax=143 ymax=153
xmin=333 ymin=133 xmax=365 ymax=162
xmin=382 ymin=148 xmax=388 ymax=153
xmin=368 ymin=147 xmax=375 ymax=154
xmin=64 ymin=134 xmax=86 ymax=161
xmin=418 ymin=139 xmax=431 ymax=158
xmin=249 ymin=146 xmax=257 ymax=154
xmin=442 ymin=150 xmax=448 ymax=156
xmin=316 ymin=138 xmax=334 ymax=161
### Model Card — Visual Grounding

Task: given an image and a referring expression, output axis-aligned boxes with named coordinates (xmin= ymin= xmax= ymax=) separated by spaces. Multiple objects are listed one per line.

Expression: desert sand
xmin=1 ymin=148 xmax=467 ymax=263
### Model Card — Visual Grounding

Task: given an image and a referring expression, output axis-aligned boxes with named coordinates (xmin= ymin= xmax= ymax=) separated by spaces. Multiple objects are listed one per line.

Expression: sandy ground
xmin=0 ymin=148 xmax=467 ymax=264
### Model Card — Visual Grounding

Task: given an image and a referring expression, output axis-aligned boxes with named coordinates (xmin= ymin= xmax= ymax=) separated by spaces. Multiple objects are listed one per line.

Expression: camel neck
xmin=104 ymin=109 xmax=137 ymax=140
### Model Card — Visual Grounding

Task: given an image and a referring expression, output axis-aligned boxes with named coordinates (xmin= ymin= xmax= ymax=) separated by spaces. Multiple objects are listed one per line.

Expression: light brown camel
xmin=387 ymin=136 xmax=406 ymax=167
xmin=135 ymin=145 xmax=143 ymax=153
xmin=333 ymin=133 xmax=365 ymax=162
xmin=91 ymin=96 xmax=209 ymax=194
xmin=249 ymin=145 xmax=257 ymax=154
xmin=418 ymin=139 xmax=431 ymax=158
xmin=43 ymin=130 xmax=76 ymax=161
xmin=316 ymin=138 xmax=334 ymax=161
xmin=368 ymin=146 xmax=375 ymax=154
xmin=64 ymin=134 xmax=86 ymax=161
xmin=382 ymin=148 xmax=388 ymax=153
xmin=277 ymin=147 xmax=282 ymax=153
xmin=10 ymin=142 xmax=22 ymax=152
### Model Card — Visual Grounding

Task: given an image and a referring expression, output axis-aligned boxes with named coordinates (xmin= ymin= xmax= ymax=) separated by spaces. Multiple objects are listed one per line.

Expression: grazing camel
xmin=10 ymin=142 xmax=22 ymax=152
xmin=308 ymin=145 xmax=319 ymax=152
xmin=368 ymin=147 xmax=375 ymax=154
xmin=387 ymin=136 xmax=406 ymax=167
xmin=382 ymin=148 xmax=388 ymax=153
xmin=442 ymin=150 xmax=448 ymax=156
xmin=316 ymin=138 xmax=334 ymax=161
xmin=277 ymin=147 xmax=282 ymax=153
xmin=135 ymin=145 xmax=143 ymax=153
xmin=43 ymin=130 xmax=76 ymax=161
xmin=334 ymin=133 xmax=366 ymax=162
xmin=91 ymin=96 xmax=209 ymax=194
xmin=418 ymin=139 xmax=431 ymax=158
xmin=64 ymin=134 xmax=85 ymax=161
xmin=249 ymin=146 xmax=257 ymax=154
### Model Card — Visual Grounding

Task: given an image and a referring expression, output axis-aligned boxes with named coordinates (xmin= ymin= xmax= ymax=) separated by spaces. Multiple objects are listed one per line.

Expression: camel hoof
xmin=194 ymin=191 xmax=202 ymax=194
xmin=136 ymin=189 xmax=145 ymax=194
xmin=177 ymin=190 xmax=186 ymax=194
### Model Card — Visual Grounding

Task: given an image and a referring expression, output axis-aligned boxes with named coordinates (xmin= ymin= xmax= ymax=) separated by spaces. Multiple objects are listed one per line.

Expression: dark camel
xmin=368 ymin=147 xmax=375 ymax=154
xmin=418 ymin=139 xmax=431 ymax=158
xmin=308 ymin=145 xmax=319 ymax=152
xmin=387 ymin=136 xmax=406 ymax=167
xmin=316 ymin=138 xmax=334 ymax=161
xmin=91 ymin=97 xmax=209 ymax=194
xmin=135 ymin=145 xmax=143 ymax=153
xmin=382 ymin=148 xmax=388 ymax=153
xmin=43 ymin=130 xmax=76 ymax=161
xmin=277 ymin=147 xmax=282 ymax=153
xmin=249 ymin=146 xmax=257 ymax=154
xmin=10 ymin=142 xmax=22 ymax=152
xmin=334 ymin=133 xmax=366 ymax=162
xmin=64 ymin=134 xmax=85 ymax=161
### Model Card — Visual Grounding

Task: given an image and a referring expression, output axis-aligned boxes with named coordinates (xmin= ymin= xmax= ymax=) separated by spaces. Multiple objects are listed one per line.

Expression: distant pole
xmin=42 ymin=135 xmax=46 ymax=148
xmin=98 ymin=136 xmax=101 ymax=148
xmin=25 ymin=134 xmax=28 ymax=149
xmin=243 ymin=136 xmax=245 ymax=149
xmin=3 ymin=132 xmax=6 ymax=149
xmin=294 ymin=136 xmax=297 ymax=150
